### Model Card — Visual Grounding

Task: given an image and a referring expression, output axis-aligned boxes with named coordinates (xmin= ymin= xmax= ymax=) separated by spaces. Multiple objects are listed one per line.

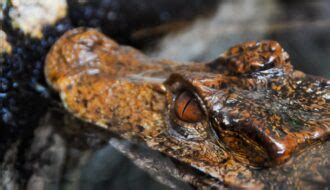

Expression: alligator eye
xmin=174 ymin=91 xmax=203 ymax=123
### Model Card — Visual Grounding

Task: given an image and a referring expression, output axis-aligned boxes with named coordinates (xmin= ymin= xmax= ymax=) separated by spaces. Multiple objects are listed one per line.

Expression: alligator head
xmin=45 ymin=28 xmax=329 ymax=188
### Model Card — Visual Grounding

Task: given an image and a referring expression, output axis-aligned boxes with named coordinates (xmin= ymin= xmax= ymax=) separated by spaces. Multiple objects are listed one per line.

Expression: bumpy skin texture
xmin=45 ymin=28 xmax=329 ymax=188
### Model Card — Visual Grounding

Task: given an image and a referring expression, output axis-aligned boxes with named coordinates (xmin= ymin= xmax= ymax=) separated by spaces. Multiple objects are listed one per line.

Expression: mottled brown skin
xmin=45 ymin=28 xmax=329 ymax=188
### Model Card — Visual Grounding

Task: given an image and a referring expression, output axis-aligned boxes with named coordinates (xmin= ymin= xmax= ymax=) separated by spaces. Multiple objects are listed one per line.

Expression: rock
xmin=8 ymin=0 xmax=67 ymax=38
xmin=0 ymin=109 xmax=173 ymax=190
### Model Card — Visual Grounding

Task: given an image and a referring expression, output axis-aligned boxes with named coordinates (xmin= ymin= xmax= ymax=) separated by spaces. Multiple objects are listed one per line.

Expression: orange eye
xmin=174 ymin=91 xmax=203 ymax=123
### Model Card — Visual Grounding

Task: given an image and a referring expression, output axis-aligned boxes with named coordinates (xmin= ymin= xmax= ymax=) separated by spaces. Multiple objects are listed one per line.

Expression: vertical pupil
xmin=174 ymin=91 xmax=203 ymax=122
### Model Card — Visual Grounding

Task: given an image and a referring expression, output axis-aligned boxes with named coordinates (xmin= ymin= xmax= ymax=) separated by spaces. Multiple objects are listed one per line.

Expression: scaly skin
xmin=45 ymin=28 xmax=329 ymax=188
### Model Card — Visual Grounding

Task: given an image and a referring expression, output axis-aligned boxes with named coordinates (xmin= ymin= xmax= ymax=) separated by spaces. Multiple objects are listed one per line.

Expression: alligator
xmin=44 ymin=28 xmax=329 ymax=189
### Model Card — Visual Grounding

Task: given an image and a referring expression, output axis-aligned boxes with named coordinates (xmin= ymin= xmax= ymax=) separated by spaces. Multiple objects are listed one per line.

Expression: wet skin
xmin=45 ymin=28 xmax=329 ymax=188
